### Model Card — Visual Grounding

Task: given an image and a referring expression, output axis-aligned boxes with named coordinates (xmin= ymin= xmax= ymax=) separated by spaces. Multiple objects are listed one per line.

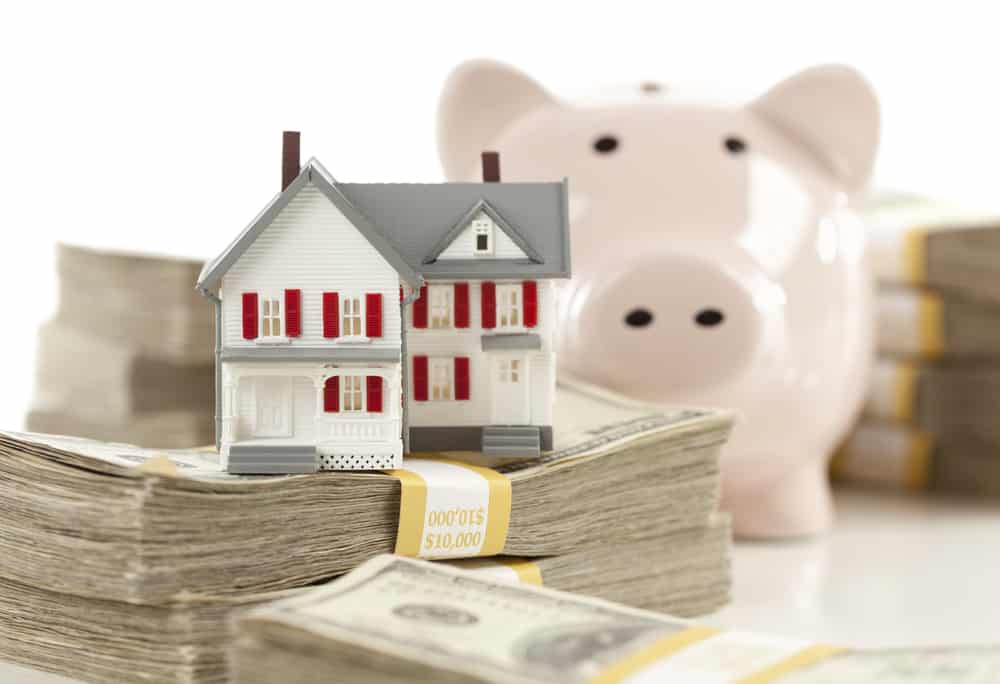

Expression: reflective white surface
xmin=3 ymin=489 xmax=1000 ymax=682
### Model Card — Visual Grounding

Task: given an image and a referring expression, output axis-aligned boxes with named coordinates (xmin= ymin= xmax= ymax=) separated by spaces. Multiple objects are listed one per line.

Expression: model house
xmin=196 ymin=133 xmax=570 ymax=473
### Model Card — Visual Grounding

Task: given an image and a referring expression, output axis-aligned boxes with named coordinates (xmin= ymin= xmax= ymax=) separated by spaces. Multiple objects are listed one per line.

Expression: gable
xmin=435 ymin=208 xmax=530 ymax=261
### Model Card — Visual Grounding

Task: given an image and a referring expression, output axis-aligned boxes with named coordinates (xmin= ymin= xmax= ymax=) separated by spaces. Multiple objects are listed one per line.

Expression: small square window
xmin=473 ymin=215 xmax=493 ymax=255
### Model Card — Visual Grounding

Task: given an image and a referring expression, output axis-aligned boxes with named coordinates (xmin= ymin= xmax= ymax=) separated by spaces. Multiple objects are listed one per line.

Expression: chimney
xmin=282 ymin=131 xmax=301 ymax=191
xmin=481 ymin=151 xmax=500 ymax=182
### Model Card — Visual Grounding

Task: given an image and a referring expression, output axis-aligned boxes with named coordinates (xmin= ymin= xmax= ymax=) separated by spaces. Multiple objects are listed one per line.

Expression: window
xmin=496 ymin=284 xmax=521 ymax=328
xmin=429 ymin=285 xmax=453 ymax=329
xmin=342 ymin=296 xmax=363 ymax=336
xmin=342 ymin=375 xmax=364 ymax=412
xmin=261 ymin=297 xmax=282 ymax=337
xmin=430 ymin=358 xmax=453 ymax=400
xmin=473 ymin=214 xmax=493 ymax=255
xmin=497 ymin=359 xmax=521 ymax=383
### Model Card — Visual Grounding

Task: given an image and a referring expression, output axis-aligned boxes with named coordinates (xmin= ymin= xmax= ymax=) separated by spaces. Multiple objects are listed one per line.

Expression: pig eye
xmin=593 ymin=135 xmax=619 ymax=154
xmin=724 ymin=137 xmax=747 ymax=155
xmin=624 ymin=308 xmax=653 ymax=327
xmin=694 ymin=308 xmax=725 ymax=327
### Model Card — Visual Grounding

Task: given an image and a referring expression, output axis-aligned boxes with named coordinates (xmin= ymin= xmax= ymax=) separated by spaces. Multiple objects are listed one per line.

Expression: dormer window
xmin=473 ymin=215 xmax=493 ymax=255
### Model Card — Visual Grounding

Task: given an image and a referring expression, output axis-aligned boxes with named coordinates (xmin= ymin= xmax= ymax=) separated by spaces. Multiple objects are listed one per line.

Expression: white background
xmin=3 ymin=1 xmax=1000 ymax=428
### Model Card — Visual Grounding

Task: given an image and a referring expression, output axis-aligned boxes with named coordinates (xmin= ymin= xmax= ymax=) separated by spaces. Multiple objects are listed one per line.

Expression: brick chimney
xmin=282 ymin=131 xmax=301 ymax=191
xmin=481 ymin=151 xmax=500 ymax=182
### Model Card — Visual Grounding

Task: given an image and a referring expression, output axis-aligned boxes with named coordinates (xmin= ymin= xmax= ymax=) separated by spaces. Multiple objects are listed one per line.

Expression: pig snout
xmin=560 ymin=250 xmax=777 ymax=403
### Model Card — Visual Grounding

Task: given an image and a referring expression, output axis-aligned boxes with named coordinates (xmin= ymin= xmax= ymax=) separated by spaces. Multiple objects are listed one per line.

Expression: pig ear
xmin=437 ymin=59 xmax=557 ymax=180
xmin=750 ymin=65 xmax=880 ymax=194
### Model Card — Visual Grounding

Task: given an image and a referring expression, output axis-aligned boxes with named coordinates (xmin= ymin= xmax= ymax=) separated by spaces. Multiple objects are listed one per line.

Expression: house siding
xmin=405 ymin=279 xmax=557 ymax=429
xmin=436 ymin=212 xmax=530 ymax=260
xmin=220 ymin=184 xmax=402 ymax=350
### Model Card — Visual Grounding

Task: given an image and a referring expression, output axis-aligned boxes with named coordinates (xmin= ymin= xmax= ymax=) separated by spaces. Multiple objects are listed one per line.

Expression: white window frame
xmin=339 ymin=293 xmax=368 ymax=341
xmin=430 ymin=357 xmax=453 ymax=401
xmin=473 ymin=213 xmax=494 ymax=256
xmin=497 ymin=358 xmax=521 ymax=384
xmin=258 ymin=294 xmax=287 ymax=341
xmin=428 ymin=285 xmax=453 ymax=329
xmin=496 ymin=284 xmax=522 ymax=330
xmin=341 ymin=375 xmax=365 ymax=413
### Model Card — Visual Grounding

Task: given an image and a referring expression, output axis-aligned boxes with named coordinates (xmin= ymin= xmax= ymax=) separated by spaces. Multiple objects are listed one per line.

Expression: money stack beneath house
xmin=834 ymin=192 xmax=1000 ymax=495
xmin=27 ymin=244 xmax=215 ymax=447
xmin=0 ymin=135 xmax=736 ymax=684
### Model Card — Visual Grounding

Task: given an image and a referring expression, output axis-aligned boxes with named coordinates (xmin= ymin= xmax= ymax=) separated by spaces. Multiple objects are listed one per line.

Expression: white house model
xmin=196 ymin=134 xmax=570 ymax=473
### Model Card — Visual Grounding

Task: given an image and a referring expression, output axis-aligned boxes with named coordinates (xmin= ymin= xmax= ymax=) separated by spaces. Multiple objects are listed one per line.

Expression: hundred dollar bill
xmin=0 ymin=378 xmax=733 ymax=604
xmin=235 ymin=554 xmax=1000 ymax=684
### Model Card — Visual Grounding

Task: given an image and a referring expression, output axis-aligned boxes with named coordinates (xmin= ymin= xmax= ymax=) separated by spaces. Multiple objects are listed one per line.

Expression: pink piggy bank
xmin=437 ymin=61 xmax=879 ymax=538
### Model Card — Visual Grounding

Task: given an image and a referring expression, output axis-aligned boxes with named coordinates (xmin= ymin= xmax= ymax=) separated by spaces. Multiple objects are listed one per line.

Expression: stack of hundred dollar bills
xmin=26 ymin=244 xmax=215 ymax=447
xmin=834 ymin=192 xmax=1000 ymax=495
xmin=0 ymin=379 xmax=734 ymax=684
xmin=233 ymin=555 xmax=1000 ymax=684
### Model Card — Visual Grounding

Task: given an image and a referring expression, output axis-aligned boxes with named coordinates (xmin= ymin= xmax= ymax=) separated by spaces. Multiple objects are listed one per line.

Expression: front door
xmin=254 ymin=377 xmax=293 ymax=437
xmin=490 ymin=356 xmax=530 ymax=424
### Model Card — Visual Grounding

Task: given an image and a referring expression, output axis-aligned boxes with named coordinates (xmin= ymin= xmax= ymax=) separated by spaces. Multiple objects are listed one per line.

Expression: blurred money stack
xmin=0 ymin=381 xmax=734 ymax=683
xmin=27 ymin=244 xmax=215 ymax=447
xmin=833 ymin=192 xmax=1000 ymax=495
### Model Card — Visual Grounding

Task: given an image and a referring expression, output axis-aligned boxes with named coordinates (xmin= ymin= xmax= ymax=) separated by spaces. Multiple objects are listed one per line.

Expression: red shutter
xmin=454 ymin=357 xmax=470 ymax=400
xmin=454 ymin=282 xmax=470 ymax=328
xmin=412 ymin=355 xmax=429 ymax=401
xmin=365 ymin=293 xmax=383 ymax=337
xmin=242 ymin=292 xmax=258 ymax=339
xmin=323 ymin=377 xmax=340 ymax=412
xmin=412 ymin=285 xmax=428 ymax=328
xmin=523 ymin=281 xmax=538 ymax=328
xmin=367 ymin=375 xmax=383 ymax=412
xmin=284 ymin=289 xmax=302 ymax=337
xmin=481 ymin=282 xmax=496 ymax=329
xmin=323 ymin=292 xmax=339 ymax=338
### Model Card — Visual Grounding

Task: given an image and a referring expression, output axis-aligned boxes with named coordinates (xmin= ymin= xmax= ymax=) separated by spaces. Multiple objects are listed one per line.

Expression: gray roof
xmin=197 ymin=158 xmax=570 ymax=294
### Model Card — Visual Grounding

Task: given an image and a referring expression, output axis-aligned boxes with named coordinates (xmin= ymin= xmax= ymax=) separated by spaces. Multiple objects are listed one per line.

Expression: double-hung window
xmin=342 ymin=375 xmax=364 ymax=412
xmin=430 ymin=358 xmax=453 ymax=400
xmin=341 ymin=296 xmax=363 ymax=337
xmin=261 ymin=296 xmax=282 ymax=337
xmin=496 ymin=284 xmax=521 ymax=329
xmin=429 ymin=285 xmax=453 ymax=329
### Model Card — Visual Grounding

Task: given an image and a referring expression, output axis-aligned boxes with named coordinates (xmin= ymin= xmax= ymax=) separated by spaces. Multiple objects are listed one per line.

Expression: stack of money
xmin=26 ymin=244 xmax=215 ymax=447
xmin=0 ymin=381 xmax=735 ymax=683
xmin=233 ymin=554 xmax=1000 ymax=684
xmin=835 ymin=193 xmax=1000 ymax=494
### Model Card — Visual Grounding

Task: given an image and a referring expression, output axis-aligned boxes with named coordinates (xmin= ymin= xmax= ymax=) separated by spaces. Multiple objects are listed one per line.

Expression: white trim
xmin=341 ymin=293 xmax=365 ymax=338
xmin=429 ymin=357 xmax=454 ymax=401
xmin=428 ymin=284 xmax=453 ymax=329
xmin=495 ymin=283 xmax=524 ymax=330
xmin=257 ymin=293 xmax=290 ymax=343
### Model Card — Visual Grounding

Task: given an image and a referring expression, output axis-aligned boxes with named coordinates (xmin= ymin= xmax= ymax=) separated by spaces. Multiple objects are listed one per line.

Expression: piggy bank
xmin=437 ymin=61 xmax=879 ymax=538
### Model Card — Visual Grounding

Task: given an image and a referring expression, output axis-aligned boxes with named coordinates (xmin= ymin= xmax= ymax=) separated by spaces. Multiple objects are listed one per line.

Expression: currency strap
xmin=441 ymin=557 xmax=543 ymax=585
xmin=903 ymin=228 xmax=928 ymax=285
xmin=588 ymin=628 xmax=843 ymax=684
xmin=389 ymin=456 xmax=512 ymax=559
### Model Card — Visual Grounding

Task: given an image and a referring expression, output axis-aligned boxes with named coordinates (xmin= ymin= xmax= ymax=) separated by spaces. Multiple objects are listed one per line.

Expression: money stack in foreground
xmin=234 ymin=554 xmax=1000 ymax=684
xmin=27 ymin=244 xmax=215 ymax=447
xmin=0 ymin=381 xmax=734 ymax=684
xmin=834 ymin=193 xmax=1000 ymax=495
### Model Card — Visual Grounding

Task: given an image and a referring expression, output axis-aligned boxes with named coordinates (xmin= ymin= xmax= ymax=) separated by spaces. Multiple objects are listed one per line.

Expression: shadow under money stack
xmin=834 ymin=192 xmax=1000 ymax=495
xmin=0 ymin=381 xmax=734 ymax=684
xmin=27 ymin=244 xmax=215 ymax=447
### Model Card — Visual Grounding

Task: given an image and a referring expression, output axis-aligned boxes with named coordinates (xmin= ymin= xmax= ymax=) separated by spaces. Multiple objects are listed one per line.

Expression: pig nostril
xmin=624 ymin=308 xmax=653 ymax=328
xmin=694 ymin=309 xmax=725 ymax=327
xmin=593 ymin=136 xmax=619 ymax=154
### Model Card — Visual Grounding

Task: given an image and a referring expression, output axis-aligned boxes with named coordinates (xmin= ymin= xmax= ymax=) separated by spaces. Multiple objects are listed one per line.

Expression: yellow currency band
xmin=587 ymin=626 xmax=719 ymax=684
xmin=494 ymin=557 xmax=543 ymax=585
xmin=903 ymin=228 xmax=927 ymax=284
xmin=917 ymin=291 xmax=944 ymax=358
xmin=906 ymin=431 xmax=934 ymax=490
xmin=892 ymin=360 xmax=918 ymax=422
xmin=389 ymin=456 xmax=512 ymax=557
xmin=734 ymin=644 xmax=845 ymax=683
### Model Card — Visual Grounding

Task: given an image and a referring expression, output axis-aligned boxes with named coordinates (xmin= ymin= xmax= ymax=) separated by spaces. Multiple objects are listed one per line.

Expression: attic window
xmin=473 ymin=214 xmax=493 ymax=255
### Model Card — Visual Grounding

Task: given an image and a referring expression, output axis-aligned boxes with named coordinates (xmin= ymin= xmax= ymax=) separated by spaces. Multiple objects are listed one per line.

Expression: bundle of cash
xmin=26 ymin=244 xmax=215 ymax=447
xmin=839 ymin=194 xmax=1000 ymax=495
xmin=0 ymin=381 xmax=734 ymax=683
xmin=234 ymin=554 xmax=1000 ymax=684
xmin=0 ymin=522 xmax=729 ymax=684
